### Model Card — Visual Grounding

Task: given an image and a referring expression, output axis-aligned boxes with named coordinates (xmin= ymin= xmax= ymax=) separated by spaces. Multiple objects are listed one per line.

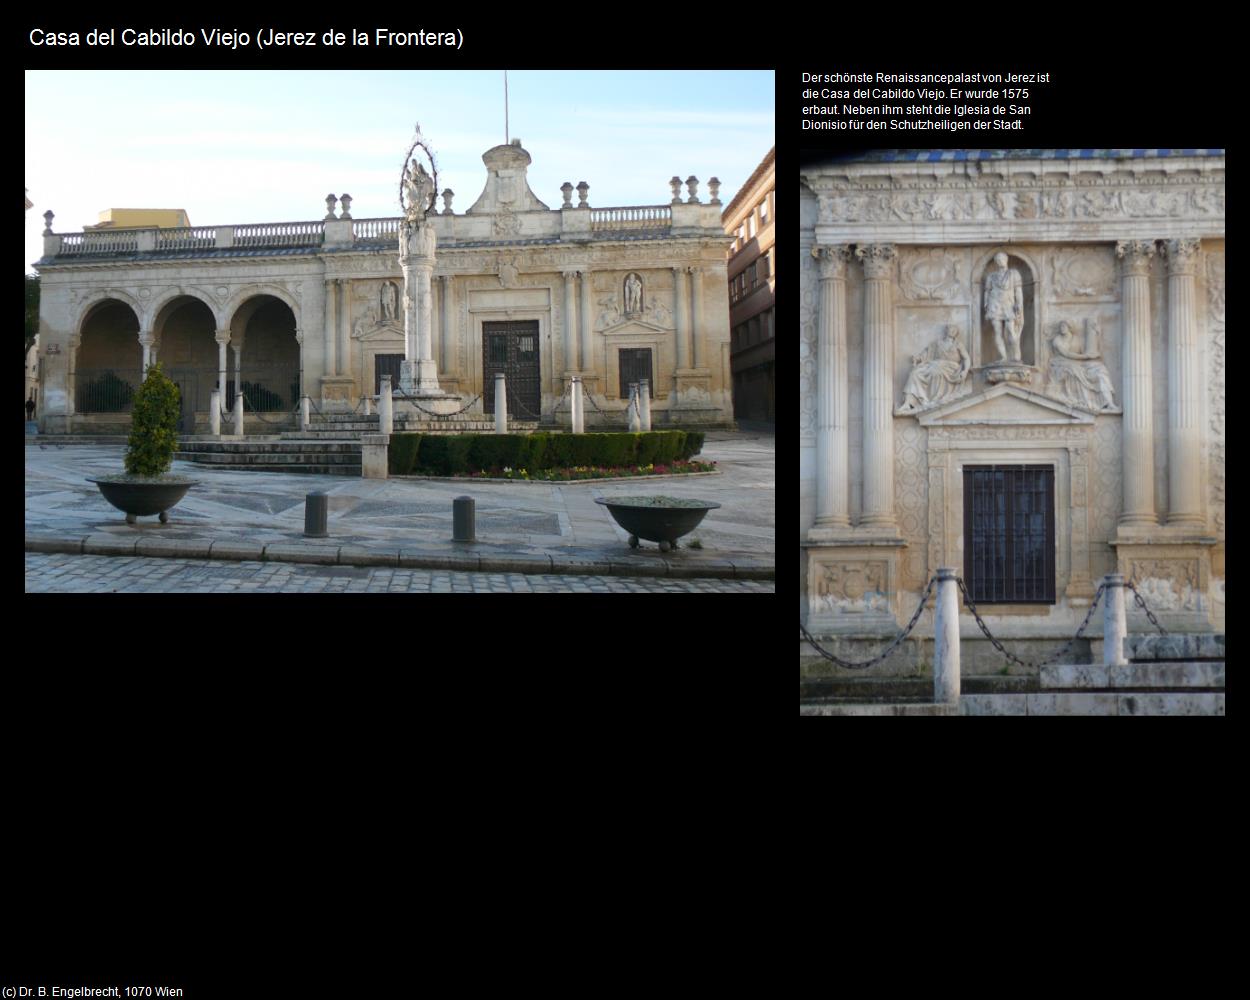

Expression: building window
xmin=619 ymin=348 xmax=653 ymax=399
xmin=963 ymin=465 xmax=1056 ymax=604
xmin=760 ymin=197 xmax=769 ymax=224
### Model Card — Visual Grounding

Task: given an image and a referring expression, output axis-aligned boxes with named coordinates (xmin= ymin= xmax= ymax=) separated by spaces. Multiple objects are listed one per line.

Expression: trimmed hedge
xmin=386 ymin=431 xmax=708 ymax=475
xmin=388 ymin=433 xmax=423 ymax=475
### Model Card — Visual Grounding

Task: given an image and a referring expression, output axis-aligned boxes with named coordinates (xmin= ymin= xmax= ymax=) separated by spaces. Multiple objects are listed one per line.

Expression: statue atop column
xmin=898 ymin=324 xmax=972 ymax=413
xmin=397 ymin=127 xmax=444 ymax=396
xmin=984 ymin=251 xmax=1024 ymax=362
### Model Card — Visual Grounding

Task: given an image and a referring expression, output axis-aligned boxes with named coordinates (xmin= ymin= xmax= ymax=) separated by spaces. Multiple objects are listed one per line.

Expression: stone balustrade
xmin=155 ymin=227 xmax=218 ymax=250
xmin=589 ymin=206 xmax=672 ymax=231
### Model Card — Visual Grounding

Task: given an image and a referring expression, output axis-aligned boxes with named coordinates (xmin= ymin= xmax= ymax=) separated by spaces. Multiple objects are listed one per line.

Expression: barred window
xmin=963 ymin=465 xmax=1056 ymax=603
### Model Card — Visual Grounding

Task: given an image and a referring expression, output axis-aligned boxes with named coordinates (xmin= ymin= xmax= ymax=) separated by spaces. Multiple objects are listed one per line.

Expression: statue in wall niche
xmin=984 ymin=251 xmax=1024 ymax=362
xmin=625 ymin=273 xmax=643 ymax=316
xmin=1047 ymin=319 xmax=1117 ymax=411
xmin=380 ymin=281 xmax=399 ymax=322
xmin=898 ymin=324 xmax=972 ymax=413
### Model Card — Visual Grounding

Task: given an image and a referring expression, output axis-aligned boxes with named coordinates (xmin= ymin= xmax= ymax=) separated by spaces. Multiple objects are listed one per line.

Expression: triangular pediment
xmin=601 ymin=318 xmax=667 ymax=336
xmin=356 ymin=322 xmax=405 ymax=342
xmin=917 ymin=384 xmax=1094 ymax=425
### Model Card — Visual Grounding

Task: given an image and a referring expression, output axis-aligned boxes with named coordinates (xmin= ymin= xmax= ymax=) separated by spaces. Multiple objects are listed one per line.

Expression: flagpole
xmin=504 ymin=70 xmax=509 ymax=144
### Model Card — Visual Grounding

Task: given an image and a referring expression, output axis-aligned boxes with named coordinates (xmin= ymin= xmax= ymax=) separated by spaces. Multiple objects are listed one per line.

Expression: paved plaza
xmin=24 ymin=430 xmax=773 ymax=590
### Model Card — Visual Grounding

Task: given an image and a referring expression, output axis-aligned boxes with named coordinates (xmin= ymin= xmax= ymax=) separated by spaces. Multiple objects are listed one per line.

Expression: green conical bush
xmin=125 ymin=363 xmax=181 ymax=476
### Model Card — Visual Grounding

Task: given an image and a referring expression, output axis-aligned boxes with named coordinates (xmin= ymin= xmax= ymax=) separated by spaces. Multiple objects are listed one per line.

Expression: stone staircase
xmin=176 ymin=438 xmax=362 ymax=476
xmin=800 ymin=633 xmax=1225 ymax=716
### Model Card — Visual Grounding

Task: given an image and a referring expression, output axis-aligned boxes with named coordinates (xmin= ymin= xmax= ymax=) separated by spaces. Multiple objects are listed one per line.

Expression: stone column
xmin=337 ymin=279 xmax=351 ymax=381
xmin=811 ymin=245 xmax=852 ymax=532
xmin=215 ymin=331 xmax=230 ymax=402
xmin=562 ymin=269 xmax=579 ymax=371
xmin=1103 ymin=573 xmax=1128 ymax=667
xmin=855 ymin=243 xmax=898 ymax=530
xmin=439 ymin=275 xmax=452 ymax=373
xmin=1163 ymin=238 xmax=1204 ymax=527
xmin=324 ymin=278 xmax=338 ymax=375
xmin=579 ymin=269 xmax=593 ymax=375
xmin=672 ymin=266 xmax=689 ymax=370
xmin=689 ymin=266 xmax=704 ymax=369
xmin=139 ymin=332 xmax=154 ymax=373
xmin=1116 ymin=240 xmax=1158 ymax=528
xmin=933 ymin=567 xmax=961 ymax=705
xmin=399 ymin=221 xmax=440 ymax=394
xmin=232 ymin=344 xmax=243 ymax=403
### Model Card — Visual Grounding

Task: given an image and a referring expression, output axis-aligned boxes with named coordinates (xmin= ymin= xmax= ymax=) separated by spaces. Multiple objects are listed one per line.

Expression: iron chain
xmin=799 ymin=575 xmax=936 ymax=670
xmin=390 ymin=388 xmax=484 ymax=417
xmin=1125 ymin=581 xmax=1169 ymax=635
xmin=956 ymin=578 xmax=1106 ymax=669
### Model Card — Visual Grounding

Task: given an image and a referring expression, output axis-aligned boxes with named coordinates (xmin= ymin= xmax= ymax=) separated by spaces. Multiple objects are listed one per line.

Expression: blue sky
xmin=24 ymin=70 xmax=774 ymax=272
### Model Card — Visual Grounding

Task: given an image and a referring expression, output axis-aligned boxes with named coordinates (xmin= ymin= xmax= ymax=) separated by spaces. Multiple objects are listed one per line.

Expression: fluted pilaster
xmin=562 ymin=269 xmax=579 ymax=371
xmin=337 ymin=278 xmax=351 ymax=379
xmin=1115 ymin=240 xmax=1157 ymax=527
xmin=672 ymin=266 xmax=689 ymax=370
xmin=579 ymin=269 xmax=593 ymax=374
xmin=323 ymin=278 xmax=338 ymax=375
xmin=1164 ymin=238 xmax=1205 ymax=527
xmin=856 ymin=243 xmax=897 ymax=529
xmin=811 ymin=245 xmax=852 ymax=531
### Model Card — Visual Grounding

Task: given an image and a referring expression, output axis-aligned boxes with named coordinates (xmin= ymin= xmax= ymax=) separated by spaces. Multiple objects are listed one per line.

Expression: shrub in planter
xmin=388 ymin=433 xmax=423 ymax=475
xmin=125 ymin=363 xmax=181 ymax=476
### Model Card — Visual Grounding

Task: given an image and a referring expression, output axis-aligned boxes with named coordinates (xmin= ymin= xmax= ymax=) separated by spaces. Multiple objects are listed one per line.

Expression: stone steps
xmin=801 ymin=703 xmax=959 ymax=717
xmin=176 ymin=439 xmax=363 ymax=476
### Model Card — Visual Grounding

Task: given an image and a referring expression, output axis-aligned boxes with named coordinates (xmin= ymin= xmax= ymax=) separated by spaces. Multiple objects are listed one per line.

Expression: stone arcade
xmin=800 ymin=150 xmax=1225 ymax=664
xmin=33 ymin=138 xmax=733 ymax=435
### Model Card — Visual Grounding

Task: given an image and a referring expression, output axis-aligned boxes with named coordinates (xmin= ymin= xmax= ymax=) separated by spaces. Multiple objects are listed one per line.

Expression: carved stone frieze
xmin=812 ymin=561 xmax=891 ymax=614
xmin=1049 ymin=248 xmax=1116 ymax=299
xmin=1128 ymin=559 xmax=1203 ymax=612
xmin=928 ymin=424 xmax=1088 ymax=441
xmin=898 ymin=248 xmax=963 ymax=301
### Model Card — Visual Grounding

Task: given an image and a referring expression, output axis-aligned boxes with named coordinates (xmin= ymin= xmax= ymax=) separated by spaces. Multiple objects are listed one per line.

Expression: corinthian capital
xmin=855 ymin=243 xmax=897 ymax=280
xmin=1162 ymin=238 xmax=1202 ymax=275
xmin=1115 ymin=240 xmax=1156 ymax=276
xmin=812 ymin=244 xmax=852 ymax=280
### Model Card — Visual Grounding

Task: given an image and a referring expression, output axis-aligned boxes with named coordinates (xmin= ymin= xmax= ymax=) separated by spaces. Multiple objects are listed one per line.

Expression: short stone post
xmin=571 ymin=377 xmax=584 ymax=434
xmin=361 ymin=434 xmax=388 ymax=479
xmin=379 ymin=376 xmax=393 ymax=435
xmin=1103 ymin=573 xmax=1129 ymax=667
xmin=304 ymin=492 xmax=328 ymax=538
xmin=638 ymin=378 xmax=652 ymax=431
xmin=452 ymin=496 xmax=475 ymax=542
xmin=363 ymin=395 xmax=373 ymax=417
xmin=233 ymin=390 xmax=245 ymax=437
xmin=209 ymin=390 xmax=221 ymax=436
xmin=300 ymin=394 xmax=310 ymax=432
xmin=494 ymin=373 xmax=507 ymax=434
xmin=933 ymin=567 xmax=961 ymax=705
xmin=627 ymin=383 xmax=641 ymax=432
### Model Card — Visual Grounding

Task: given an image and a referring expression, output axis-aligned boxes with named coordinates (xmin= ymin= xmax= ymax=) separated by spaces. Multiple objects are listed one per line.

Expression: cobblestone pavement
xmin=25 ymin=552 xmax=774 ymax=593
xmin=25 ymin=430 xmax=773 ymax=582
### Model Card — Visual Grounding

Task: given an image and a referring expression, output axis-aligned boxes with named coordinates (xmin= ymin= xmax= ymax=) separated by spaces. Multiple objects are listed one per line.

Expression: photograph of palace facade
xmin=800 ymin=150 xmax=1226 ymax=660
xmin=33 ymin=139 xmax=734 ymax=434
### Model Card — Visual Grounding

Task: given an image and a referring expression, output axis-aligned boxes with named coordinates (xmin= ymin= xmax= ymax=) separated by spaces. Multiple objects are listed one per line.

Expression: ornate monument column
xmin=1115 ymin=240 xmax=1158 ymax=528
xmin=809 ymin=244 xmax=852 ymax=534
xmin=562 ymin=269 xmax=579 ymax=371
xmin=396 ymin=132 xmax=445 ymax=397
xmin=856 ymin=243 xmax=898 ymax=530
xmin=1163 ymin=238 xmax=1205 ymax=527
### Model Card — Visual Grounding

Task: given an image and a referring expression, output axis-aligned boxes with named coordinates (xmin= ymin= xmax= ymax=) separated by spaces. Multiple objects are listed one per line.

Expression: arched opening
xmin=155 ymin=296 xmax=218 ymax=431
xmin=75 ymin=299 xmax=141 ymax=416
xmin=229 ymin=295 xmax=300 ymax=413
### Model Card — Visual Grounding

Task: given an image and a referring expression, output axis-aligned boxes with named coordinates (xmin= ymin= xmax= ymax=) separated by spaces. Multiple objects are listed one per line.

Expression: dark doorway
xmin=619 ymin=348 xmax=654 ymax=399
xmin=482 ymin=321 xmax=540 ymax=419
xmin=375 ymin=354 xmax=404 ymax=396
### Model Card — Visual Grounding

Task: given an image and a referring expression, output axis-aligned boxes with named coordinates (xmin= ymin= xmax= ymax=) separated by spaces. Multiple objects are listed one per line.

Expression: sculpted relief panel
xmin=812 ymin=561 xmax=891 ymax=614
xmin=1128 ymin=560 xmax=1204 ymax=612
xmin=1049 ymin=248 xmax=1116 ymax=300
xmin=898 ymin=248 xmax=965 ymax=302
xmin=894 ymin=423 xmax=928 ymax=589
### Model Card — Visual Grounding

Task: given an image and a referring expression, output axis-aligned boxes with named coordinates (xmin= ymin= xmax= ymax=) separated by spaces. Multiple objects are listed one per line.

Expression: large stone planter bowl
xmin=87 ymin=474 xmax=198 ymax=524
xmin=595 ymin=495 xmax=721 ymax=551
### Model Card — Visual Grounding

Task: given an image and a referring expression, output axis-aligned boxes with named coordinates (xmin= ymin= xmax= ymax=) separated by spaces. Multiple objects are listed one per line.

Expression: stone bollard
xmin=1103 ymin=573 xmax=1128 ymax=667
xmin=361 ymin=434 xmax=388 ymax=479
xmin=639 ymin=378 xmax=652 ymax=432
xmin=571 ymin=377 xmax=584 ymax=434
xmin=363 ymin=395 xmax=373 ymax=417
xmin=233 ymin=391 xmax=245 ymax=437
xmin=452 ymin=496 xmax=475 ymax=542
xmin=210 ymin=390 xmax=221 ymax=436
xmin=379 ymin=376 xmax=393 ymax=435
xmin=627 ymin=383 xmax=641 ymax=432
xmin=304 ymin=492 xmax=328 ymax=538
xmin=933 ymin=567 xmax=961 ymax=705
xmin=494 ymin=373 xmax=507 ymax=434
xmin=300 ymin=395 xmax=310 ymax=432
